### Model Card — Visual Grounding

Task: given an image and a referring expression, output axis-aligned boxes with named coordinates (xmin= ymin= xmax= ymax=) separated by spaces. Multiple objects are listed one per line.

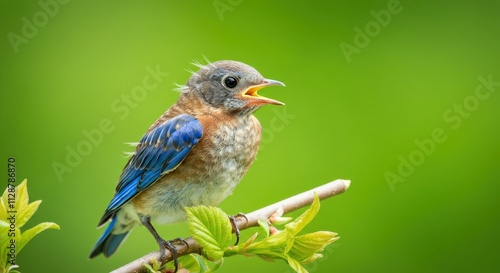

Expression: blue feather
xmin=98 ymin=114 xmax=203 ymax=226
xmin=107 ymin=177 xmax=139 ymax=211
xmin=89 ymin=217 xmax=129 ymax=258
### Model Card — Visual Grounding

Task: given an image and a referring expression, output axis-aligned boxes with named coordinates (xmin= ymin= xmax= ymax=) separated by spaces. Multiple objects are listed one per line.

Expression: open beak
xmin=242 ymin=79 xmax=285 ymax=106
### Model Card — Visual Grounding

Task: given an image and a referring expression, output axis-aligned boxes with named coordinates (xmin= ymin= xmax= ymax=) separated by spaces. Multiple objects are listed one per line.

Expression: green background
xmin=1 ymin=0 xmax=500 ymax=272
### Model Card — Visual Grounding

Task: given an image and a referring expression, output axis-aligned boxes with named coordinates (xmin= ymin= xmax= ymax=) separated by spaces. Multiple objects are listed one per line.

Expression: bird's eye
xmin=223 ymin=76 xmax=238 ymax=89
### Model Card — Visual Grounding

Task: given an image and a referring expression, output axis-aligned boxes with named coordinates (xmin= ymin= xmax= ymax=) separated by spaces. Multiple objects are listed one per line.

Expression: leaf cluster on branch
xmin=0 ymin=179 xmax=60 ymax=273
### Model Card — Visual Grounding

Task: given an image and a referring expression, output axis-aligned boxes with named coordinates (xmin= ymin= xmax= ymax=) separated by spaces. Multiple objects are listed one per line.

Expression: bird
xmin=89 ymin=60 xmax=285 ymax=271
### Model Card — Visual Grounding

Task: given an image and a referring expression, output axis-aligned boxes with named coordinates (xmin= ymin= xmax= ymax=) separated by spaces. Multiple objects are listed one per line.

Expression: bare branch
xmin=111 ymin=179 xmax=351 ymax=273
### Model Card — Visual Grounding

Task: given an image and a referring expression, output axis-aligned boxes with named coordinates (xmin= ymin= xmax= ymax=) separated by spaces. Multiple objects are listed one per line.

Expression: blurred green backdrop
xmin=1 ymin=0 xmax=500 ymax=272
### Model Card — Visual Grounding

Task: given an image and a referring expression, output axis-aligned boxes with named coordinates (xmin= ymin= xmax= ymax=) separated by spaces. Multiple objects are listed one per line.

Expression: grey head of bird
xmin=185 ymin=60 xmax=285 ymax=113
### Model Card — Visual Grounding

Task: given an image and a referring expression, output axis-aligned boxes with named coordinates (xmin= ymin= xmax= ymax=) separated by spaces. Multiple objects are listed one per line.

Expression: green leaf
xmin=175 ymin=254 xmax=223 ymax=273
xmin=142 ymin=263 xmax=158 ymax=273
xmin=16 ymin=200 xmax=41 ymax=229
xmin=0 ymin=179 xmax=60 ymax=273
xmin=0 ymin=200 xmax=6 ymax=226
xmin=236 ymin=228 xmax=293 ymax=260
xmin=196 ymin=254 xmax=223 ymax=273
xmin=0 ymin=183 xmax=15 ymax=222
xmin=287 ymin=256 xmax=308 ymax=273
xmin=0 ymin=225 xmax=8 ymax=271
xmin=226 ymin=231 xmax=261 ymax=258
xmin=186 ymin=206 xmax=232 ymax=260
xmin=257 ymin=219 xmax=270 ymax=238
xmin=17 ymin=222 xmax=60 ymax=253
xmin=0 ymin=223 xmax=19 ymax=272
xmin=0 ymin=180 xmax=39 ymax=229
xmin=10 ymin=180 xmax=29 ymax=214
xmin=285 ymin=193 xmax=320 ymax=236
xmin=289 ymin=231 xmax=338 ymax=264
xmin=271 ymin=216 xmax=293 ymax=225
xmin=177 ymin=254 xmax=203 ymax=273
xmin=151 ymin=258 xmax=162 ymax=271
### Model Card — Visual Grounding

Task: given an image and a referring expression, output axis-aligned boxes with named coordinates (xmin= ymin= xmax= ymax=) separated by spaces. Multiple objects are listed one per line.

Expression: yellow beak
xmin=242 ymin=79 xmax=285 ymax=106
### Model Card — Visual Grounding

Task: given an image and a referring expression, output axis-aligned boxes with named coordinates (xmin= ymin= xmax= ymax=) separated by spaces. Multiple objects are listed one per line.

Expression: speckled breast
xmin=199 ymin=114 xmax=262 ymax=204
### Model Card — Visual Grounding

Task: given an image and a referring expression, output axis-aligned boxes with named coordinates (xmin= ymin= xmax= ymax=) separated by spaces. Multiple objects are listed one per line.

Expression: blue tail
xmin=89 ymin=217 xmax=129 ymax=258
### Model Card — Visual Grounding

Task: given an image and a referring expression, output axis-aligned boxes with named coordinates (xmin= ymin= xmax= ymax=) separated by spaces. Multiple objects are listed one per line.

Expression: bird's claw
xmin=234 ymin=212 xmax=248 ymax=223
xmin=228 ymin=212 xmax=247 ymax=246
xmin=158 ymin=239 xmax=179 ymax=273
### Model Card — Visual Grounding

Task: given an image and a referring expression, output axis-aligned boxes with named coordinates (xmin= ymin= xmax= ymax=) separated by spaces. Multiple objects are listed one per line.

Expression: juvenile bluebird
xmin=89 ymin=60 xmax=285 ymax=270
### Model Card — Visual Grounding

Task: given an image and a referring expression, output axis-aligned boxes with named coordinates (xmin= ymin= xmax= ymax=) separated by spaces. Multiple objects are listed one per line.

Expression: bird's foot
xmin=157 ymin=238 xmax=180 ymax=273
xmin=228 ymin=212 xmax=248 ymax=246
xmin=141 ymin=216 xmax=185 ymax=272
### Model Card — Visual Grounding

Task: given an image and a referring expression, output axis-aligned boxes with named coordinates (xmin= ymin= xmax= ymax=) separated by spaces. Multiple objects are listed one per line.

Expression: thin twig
xmin=111 ymin=179 xmax=351 ymax=273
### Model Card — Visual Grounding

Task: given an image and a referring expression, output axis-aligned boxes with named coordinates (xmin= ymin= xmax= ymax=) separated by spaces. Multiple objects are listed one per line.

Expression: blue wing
xmin=98 ymin=114 xmax=203 ymax=226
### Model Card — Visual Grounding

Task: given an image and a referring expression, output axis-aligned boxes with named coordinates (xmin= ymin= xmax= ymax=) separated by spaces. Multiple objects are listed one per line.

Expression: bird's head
xmin=185 ymin=60 xmax=285 ymax=113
